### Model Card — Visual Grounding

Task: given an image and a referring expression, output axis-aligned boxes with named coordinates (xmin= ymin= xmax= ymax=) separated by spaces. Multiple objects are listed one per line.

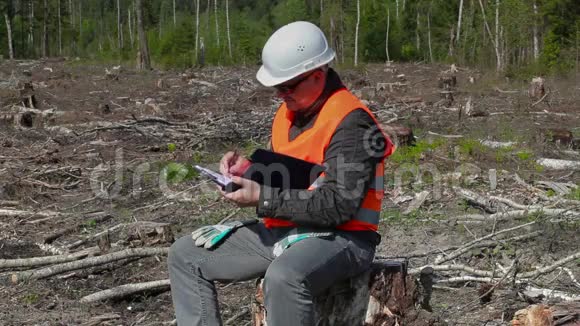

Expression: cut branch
xmin=80 ymin=279 xmax=170 ymax=303
xmin=10 ymin=247 xmax=169 ymax=283
xmin=0 ymin=247 xmax=99 ymax=269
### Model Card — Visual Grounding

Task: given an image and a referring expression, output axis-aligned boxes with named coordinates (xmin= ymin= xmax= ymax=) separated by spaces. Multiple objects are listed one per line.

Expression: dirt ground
xmin=0 ymin=59 xmax=578 ymax=326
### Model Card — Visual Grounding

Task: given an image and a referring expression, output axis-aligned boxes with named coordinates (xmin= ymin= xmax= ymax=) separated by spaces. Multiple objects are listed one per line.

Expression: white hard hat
xmin=256 ymin=21 xmax=335 ymax=87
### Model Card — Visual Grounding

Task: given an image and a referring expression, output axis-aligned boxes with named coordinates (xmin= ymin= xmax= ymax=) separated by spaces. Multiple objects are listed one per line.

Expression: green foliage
xmin=390 ymin=139 xmax=445 ymax=164
xmin=160 ymin=162 xmax=197 ymax=184
xmin=86 ymin=219 xmax=97 ymax=228
xmin=167 ymin=143 xmax=177 ymax=153
xmin=567 ymin=187 xmax=580 ymax=200
xmin=516 ymin=150 xmax=533 ymax=161
xmin=22 ymin=293 xmax=39 ymax=305
xmin=457 ymin=139 xmax=485 ymax=158
xmin=1 ymin=0 xmax=578 ymax=74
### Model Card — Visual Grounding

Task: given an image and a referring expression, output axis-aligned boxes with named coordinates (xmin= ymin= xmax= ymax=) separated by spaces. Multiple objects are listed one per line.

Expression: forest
xmin=0 ymin=1 xmax=579 ymax=325
xmin=1 ymin=0 xmax=579 ymax=75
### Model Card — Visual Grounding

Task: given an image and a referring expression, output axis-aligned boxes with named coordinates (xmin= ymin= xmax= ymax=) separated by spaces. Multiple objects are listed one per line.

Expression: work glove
xmin=191 ymin=219 xmax=258 ymax=249
xmin=272 ymin=230 xmax=333 ymax=257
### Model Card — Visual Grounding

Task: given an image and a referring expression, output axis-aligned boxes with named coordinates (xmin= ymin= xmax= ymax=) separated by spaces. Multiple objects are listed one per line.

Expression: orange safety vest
xmin=265 ymin=89 xmax=394 ymax=231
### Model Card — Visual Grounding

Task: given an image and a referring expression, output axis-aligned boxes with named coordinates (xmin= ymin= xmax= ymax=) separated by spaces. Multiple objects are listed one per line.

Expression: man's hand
xmin=220 ymin=151 xmax=251 ymax=177
xmin=222 ymin=176 xmax=260 ymax=207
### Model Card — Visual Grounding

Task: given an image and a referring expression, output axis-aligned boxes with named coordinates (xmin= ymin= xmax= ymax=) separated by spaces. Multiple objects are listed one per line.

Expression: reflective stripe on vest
xmin=264 ymin=89 xmax=394 ymax=231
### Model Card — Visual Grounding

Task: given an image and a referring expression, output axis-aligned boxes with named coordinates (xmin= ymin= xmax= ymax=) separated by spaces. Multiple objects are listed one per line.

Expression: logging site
xmin=0 ymin=0 xmax=579 ymax=325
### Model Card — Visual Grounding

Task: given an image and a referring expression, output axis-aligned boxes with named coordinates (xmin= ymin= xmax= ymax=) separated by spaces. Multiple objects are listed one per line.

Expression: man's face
xmin=275 ymin=70 xmax=327 ymax=112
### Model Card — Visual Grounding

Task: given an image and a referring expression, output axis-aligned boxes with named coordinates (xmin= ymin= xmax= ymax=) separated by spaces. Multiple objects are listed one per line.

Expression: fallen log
xmin=0 ymin=246 xmax=100 ymax=269
xmin=80 ymin=279 xmax=170 ymax=303
xmin=252 ymin=261 xmax=441 ymax=326
xmin=10 ymin=247 xmax=169 ymax=283
xmin=536 ymin=158 xmax=580 ymax=170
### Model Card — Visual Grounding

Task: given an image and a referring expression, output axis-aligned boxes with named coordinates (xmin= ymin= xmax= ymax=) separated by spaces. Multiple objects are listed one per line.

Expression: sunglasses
xmin=274 ymin=70 xmax=317 ymax=95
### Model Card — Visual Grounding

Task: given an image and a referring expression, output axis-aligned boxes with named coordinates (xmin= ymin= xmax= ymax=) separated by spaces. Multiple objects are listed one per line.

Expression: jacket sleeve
xmin=256 ymin=109 xmax=387 ymax=228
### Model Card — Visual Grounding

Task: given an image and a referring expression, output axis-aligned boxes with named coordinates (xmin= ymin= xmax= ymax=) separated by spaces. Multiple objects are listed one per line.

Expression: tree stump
xmin=381 ymin=124 xmax=415 ymax=147
xmin=528 ymin=77 xmax=545 ymax=100
xmin=437 ymin=76 xmax=457 ymax=89
xmin=252 ymin=261 xmax=441 ymax=326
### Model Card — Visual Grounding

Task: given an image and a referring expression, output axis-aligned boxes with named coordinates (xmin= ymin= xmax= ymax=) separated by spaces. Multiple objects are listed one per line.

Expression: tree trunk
xmin=214 ymin=0 xmax=220 ymax=48
xmin=416 ymin=12 xmax=421 ymax=52
xmin=252 ymin=261 xmax=439 ymax=326
xmin=136 ymin=0 xmax=151 ymax=70
xmin=354 ymin=0 xmax=360 ymax=67
xmin=117 ymin=0 xmax=123 ymax=50
xmin=532 ymin=0 xmax=539 ymax=61
xmin=331 ymin=16 xmax=337 ymax=62
xmin=495 ymin=0 xmax=499 ymax=67
xmin=477 ymin=0 xmax=502 ymax=73
xmin=396 ymin=0 xmax=399 ymax=20
xmin=576 ymin=23 xmax=580 ymax=71
xmin=28 ymin=0 xmax=34 ymax=54
xmin=128 ymin=6 xmax=134 ymax=49
xmin=4 ymin=12 xmax=14 ymax=59
xmin=385 ymin=5 xmax=390 ymax=62
xmin=320 ymin=0 xmax=323 ymax=25
xmin=69 ymin=0 xmax=73 ymax=29
xmin=58 ymin=0 xmax=62 ymax=56
xmin=448 ymin=25 xmax=455 ymax=57
xmin=173 ymin=0 xmax=177 ymax=26
xmin=457 ymin=0 xmax=464 ymax=44
xmin=79 ymin=0 xmax=82 ymax=43
xmin=206 ymin=0 xmax=210 ymax=33
xmin=195 ymin=0 xmax=200 ymax=60
xmin=428 ymin=12 xmax=433 ymax=62
xmin=42 ymin=0 xmax=48 ymax=57
xmin=225 ymin=0 xmax=231 ymax=58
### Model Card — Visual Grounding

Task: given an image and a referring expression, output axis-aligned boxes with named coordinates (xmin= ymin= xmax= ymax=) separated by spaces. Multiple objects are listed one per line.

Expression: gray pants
xmin=167 ymin=222 xmax=377 ymax=326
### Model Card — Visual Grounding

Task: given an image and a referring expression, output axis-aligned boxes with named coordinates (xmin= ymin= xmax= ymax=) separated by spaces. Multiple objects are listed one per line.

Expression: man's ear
xmin=313 ymin=69 xmax=326 ymax=82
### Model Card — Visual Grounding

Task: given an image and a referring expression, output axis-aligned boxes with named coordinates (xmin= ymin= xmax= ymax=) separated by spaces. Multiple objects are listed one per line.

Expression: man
xmin=168 ymin=21 xmax=394 ymax=326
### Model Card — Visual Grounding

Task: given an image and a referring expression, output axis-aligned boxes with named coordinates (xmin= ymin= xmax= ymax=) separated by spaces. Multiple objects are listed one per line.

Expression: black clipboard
xmin=243 ymin=149 xmax=325 ymax=190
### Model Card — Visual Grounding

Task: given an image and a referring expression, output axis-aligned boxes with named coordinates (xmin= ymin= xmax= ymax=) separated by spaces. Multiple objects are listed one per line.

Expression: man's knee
xmin=263 ymin=260 xmax=305 ymax=295
xmin=168 ymin=235 xmax=204 ymax=271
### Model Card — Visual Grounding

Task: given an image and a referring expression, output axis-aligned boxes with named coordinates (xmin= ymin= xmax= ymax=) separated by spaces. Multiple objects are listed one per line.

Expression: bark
xmin=396 ymin=0 xmax=399 ymax=20
xmin=128 ymin=5 xmax=134 ymax=49
xmin=173 ymin=0 xmax=177 ymax=26
xmin=58 ymin=0 xmax=62 ymax=55
xmin=320 ymin=0 xmax=323 ymax=25
xmin=225 ymin=0 xmax=231 ymax=58
xmin=69 ymin=0 xmax=73 ymax=28
xmin=354 ymin=0 xmax=360 ymax=66
xmin=80 ymin=279 xmax=171 ymax=303
xmin=331 ymin=16 xmax=337 ymax=63
xmin=79 ymin=0 xmax=82 ymax=42
xmin=214 ymin=0 xmax=220 ymax=48
xmin=117 ymin=0 xmax=123 ymax=50
xmin=457 ymin=0 xmax=464 ymax=43
xmin=42 ymin=0 xmax=48 ymax=57
xmin=533 ymin=0 xmax=539 ymax=61
xmin=416 ymin=12 xmax=421 ymax=52
xmin=0 ymin=247 xmax=100 ymax=268
xmin=11 ymin=247 xmax=169 ymax=283
xmin=4 ymin=12 xmax=14 ymax=59
xmin=195 ymin=0 xmax=200 ymax=59
xmin=136 ymin=0 xmax=151 ymax=70
xmin=385 ymin=5 xmax=390 ymax=61
xmin=28 ymin=0 xmax=34 ymax=51
xmin=428 ymin=12 xmax=433 ymax=63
